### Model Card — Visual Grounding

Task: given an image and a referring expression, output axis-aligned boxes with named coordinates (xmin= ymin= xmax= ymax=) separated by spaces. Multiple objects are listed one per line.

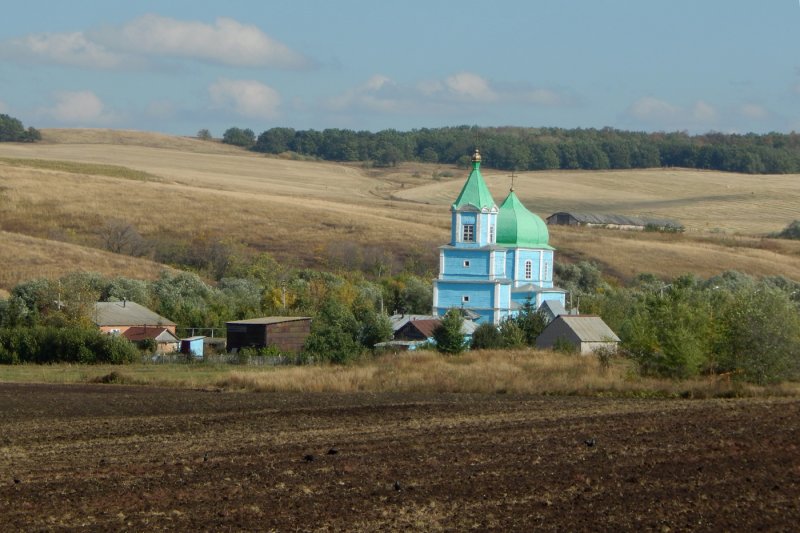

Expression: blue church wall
xmin=493 ymin=251 xmax=506 ymax=278
xmin=436 ymin=282 xmax=496 ymax=311
xmin=441 ymin=249 xmax=491 ymax=279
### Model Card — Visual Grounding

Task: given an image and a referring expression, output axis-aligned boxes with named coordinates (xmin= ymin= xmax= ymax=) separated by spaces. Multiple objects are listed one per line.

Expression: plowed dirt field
xmin=1 ymin=384 xmax=798 ymax=531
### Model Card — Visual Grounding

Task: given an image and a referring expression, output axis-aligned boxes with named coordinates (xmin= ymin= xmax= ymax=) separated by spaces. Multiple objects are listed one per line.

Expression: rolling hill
xmin=1 ymin=128 xmax=799 ymax=291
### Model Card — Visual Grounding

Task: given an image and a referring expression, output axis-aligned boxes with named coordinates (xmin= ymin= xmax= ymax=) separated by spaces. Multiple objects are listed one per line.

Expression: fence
xmin=143 ymin=352 xmax=304 ymax=366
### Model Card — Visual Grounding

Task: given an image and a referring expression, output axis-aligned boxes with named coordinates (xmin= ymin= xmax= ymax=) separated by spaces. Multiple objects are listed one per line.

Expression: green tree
xmin=432 ymin=309 xmax=467 ymax=354
xmin=222 ymin=127 xmax=256 ymax=148
xmin=0 ymin=114 xmax=39 ymax=142
xmin=471 ymin=322 xmax=503 ymax=349
xmin=302 ymin=298 xmax=361 ymax=363
xmin=196 ymin=129 xmax=212 ymax=140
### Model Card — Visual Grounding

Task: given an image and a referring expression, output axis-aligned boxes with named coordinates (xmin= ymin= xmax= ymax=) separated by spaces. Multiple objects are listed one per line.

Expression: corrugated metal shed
xmin=546 ymin=212 xmax=681 ymax=229
xmin=94 ymin=301 xmax=176 ymax=327
xmin=226 ymin=317 xmax=311 ymax=325
xmin=536 ymin=315 xmax=620 ymax=354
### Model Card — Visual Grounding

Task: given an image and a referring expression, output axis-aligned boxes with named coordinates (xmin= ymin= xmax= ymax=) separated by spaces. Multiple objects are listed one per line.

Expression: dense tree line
xmin=223 ymin=125 xmax=800 ymax=174
xmin=560 ymin=264 xmax=800 ymax=384
xmin=0 ymin=259 xmax=431 ymax=363
xmin=0 ymin=114 xmax=40 ymax=142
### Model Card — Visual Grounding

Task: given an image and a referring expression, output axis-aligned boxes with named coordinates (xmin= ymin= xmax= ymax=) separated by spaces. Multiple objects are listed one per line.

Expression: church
xmin=432 ymin=149 xmax=566 ymax=324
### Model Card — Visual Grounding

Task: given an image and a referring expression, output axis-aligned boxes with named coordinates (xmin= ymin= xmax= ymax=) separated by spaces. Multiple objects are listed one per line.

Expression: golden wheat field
xmin=1 ymin=128 xmax=800 ymax=289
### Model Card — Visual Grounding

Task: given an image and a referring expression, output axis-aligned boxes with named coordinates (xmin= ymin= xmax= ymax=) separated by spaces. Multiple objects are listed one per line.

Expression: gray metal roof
xmin=547 ymin=212 xmax=681 ymax=228
xmin=551 ymin=315 xmax=620 ymax=342
xmin=93 ymin=301 xmax=176 ymax=327
xmin=540 ymin=299 xmax=567 ymax=318
xmin=226 ymin=317 xmax=311 ymax=325
xmin=389 ymin=314 xmax=478 ymax=336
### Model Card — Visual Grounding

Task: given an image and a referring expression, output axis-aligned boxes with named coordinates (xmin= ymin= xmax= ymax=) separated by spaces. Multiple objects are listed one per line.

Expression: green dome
xmin=496 ymin=190 xmax=552 ymax=248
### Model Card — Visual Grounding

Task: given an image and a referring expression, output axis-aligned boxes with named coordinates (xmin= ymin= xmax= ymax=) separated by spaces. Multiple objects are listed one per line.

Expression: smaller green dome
xmin=496 ymin=190 xmax=552 ymax=248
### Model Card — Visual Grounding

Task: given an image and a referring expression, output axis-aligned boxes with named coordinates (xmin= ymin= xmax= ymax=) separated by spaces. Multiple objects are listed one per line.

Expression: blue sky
xmin=1 ymin=0 xmax=799 ymax=136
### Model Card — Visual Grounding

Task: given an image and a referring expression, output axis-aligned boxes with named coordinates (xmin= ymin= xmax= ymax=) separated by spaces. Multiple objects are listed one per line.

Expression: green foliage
xmin=499 ymin=319 xmax=526 ymax=349
xmin=0 ymin=114 xmax=40 ymax=142
xmin=353 ymin=302 xmax=393 ymax=349
xmin=433 ymin=309 xmax=467 ymax=354
xmin=511 ymin=299 xmax=548 ymax=346
xmin=248 ymin=125 xmax=800 ymax=174
xmin=471 ymin=322 xmax=503 ymax=350
xmin=222 ymin=127 xmax=256 ymax=148
xmin=553 ymin=337 xmax=578 ymax=354
xmin=196 ymin=129 xmax=212 ymax=140
xmin=712 ymin=286 xmax=800 ymax=384
xmin=0 ymin=327 xmax=138 ymax=364
xmin=302 ymin=298 xmax=361 ymax=363
xmin=772 ymin=220 xmax=800 ymax=240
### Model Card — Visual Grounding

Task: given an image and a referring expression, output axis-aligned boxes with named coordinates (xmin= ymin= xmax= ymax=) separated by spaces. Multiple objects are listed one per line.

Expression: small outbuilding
xmin=535 ymin=315 xmax=620 ymax=355
xmin=180 ymin=336 xmax=205 ymax=359
xmin=122 ymin=326 xmax=180 ymax=353
xmin=225 ymin=317 xmax=312 ymax=354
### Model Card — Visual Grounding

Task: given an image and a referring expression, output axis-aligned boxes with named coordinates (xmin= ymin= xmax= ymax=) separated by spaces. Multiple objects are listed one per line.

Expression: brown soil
xmin=0 ymin=384 xmax=798 ymax=531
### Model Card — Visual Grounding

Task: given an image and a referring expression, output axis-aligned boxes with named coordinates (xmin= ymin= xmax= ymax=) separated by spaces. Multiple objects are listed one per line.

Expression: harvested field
xmin=0 ymin=383 xmax=798 ymax=531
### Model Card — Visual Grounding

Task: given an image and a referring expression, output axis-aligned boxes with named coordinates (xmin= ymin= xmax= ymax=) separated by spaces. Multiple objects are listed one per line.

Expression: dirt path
xmin=0 ymin=384 xmax=798 ymax=531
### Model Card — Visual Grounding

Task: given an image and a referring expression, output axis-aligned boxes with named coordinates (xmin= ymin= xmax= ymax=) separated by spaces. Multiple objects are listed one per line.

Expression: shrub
xmin=433 ymin=309 xmax=467 ymax=354
xmin=471 ymin=322 xmax=503 ymax=350
xmin=0 ymin=327 xmax=138 ymax=364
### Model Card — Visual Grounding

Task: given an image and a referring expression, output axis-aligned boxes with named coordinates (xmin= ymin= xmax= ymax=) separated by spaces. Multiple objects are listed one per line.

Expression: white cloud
xmin=92 ymin=14 xmax=309 ymax=68
xmin=209 ymin=79 xmax=281 ymax=119
xmin=444 ymin=72 xmax=497 ymax=102
xmin=628 ymin=96 xmax=681 ymax=122
xmin=0 ymin=31 xmax=125 ymax=68
xmin=326 ymin=72 xmax=570 ymax=116
xmin=739 ymin=103 xmax=768 ymax=120
xmin=626 ymin=96 xmax=720 ymax=130
xmin=43 ymin=91 xmax=114 ymax=124
xmin=692 ymin=100 xmax=717 ymax=122
xmin=144 ymin=100 xmax=176 ymax=120
xmin=0 ymin=14 xmax=309 ymax=70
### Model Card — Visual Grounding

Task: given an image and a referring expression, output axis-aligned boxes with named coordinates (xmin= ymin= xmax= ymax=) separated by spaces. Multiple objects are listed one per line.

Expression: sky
xmin=1 ymin=0 xmax=799 ymax=137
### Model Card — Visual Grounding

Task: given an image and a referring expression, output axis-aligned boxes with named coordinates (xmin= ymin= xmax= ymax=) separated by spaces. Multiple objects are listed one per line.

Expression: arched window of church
xmin=524 ymin=260 xmax=532 ymax=280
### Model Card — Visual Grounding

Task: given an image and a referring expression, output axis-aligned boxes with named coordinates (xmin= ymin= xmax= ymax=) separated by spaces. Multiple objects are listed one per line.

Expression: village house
xmin=93 ymin=300 xmax=176 ymax=335
xmin=93 ymin=300 xmax=179 ymax=353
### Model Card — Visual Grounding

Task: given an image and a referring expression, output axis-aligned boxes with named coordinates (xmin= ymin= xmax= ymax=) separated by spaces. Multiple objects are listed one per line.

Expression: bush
xmin=772 ymin=220 xmax=800 ymax=240
xmin=433 ymin=310 xmax=467 ymax=354
xmin=471 ymin=322 xmax=503 ymax=350
xmin=0 ymin=327 xmax=138 ymax=364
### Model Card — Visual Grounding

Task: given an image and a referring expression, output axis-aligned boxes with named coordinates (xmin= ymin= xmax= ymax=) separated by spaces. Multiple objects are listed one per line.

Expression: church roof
xmin=497 ymin=190 xmax=553 ymax=249
xmin=451 ymin=150 xmax=496 ymax=211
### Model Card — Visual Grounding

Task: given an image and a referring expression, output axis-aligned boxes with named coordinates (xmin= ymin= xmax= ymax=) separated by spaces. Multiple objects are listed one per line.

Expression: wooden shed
xmin=225 ymin=317 xmax=312 ymax=354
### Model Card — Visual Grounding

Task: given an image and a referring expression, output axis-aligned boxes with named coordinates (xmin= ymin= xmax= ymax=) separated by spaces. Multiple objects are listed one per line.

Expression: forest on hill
xmin=220 ymin=125 xmax=800 ymax=174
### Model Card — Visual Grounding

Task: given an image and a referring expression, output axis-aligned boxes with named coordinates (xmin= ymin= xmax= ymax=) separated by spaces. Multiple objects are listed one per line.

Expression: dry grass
xmin=0 ymin=231 xmax=170 ymax=288
xmin=2 ymin=349 xmax=797 ymax=398
xmin=2 ymin=128 xmax=800 ymax=289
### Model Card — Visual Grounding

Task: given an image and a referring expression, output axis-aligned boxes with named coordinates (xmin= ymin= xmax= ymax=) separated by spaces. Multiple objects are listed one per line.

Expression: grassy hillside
xmin=1 ymin=128 xmax=799 ymax=290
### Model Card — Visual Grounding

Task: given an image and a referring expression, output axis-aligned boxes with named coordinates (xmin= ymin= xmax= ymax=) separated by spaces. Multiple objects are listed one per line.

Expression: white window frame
xmin=463 ymin=260 xmax=471 ymax=268
xmin=489 ymin=224 xmax=495 ymax=244
xmin=524 ymin=260 xmax=533 ymax=280
xmin=462 ymin=224 xmax=475 ymax=242
xmin=462 ymin=295 xmax=470 ymax=303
